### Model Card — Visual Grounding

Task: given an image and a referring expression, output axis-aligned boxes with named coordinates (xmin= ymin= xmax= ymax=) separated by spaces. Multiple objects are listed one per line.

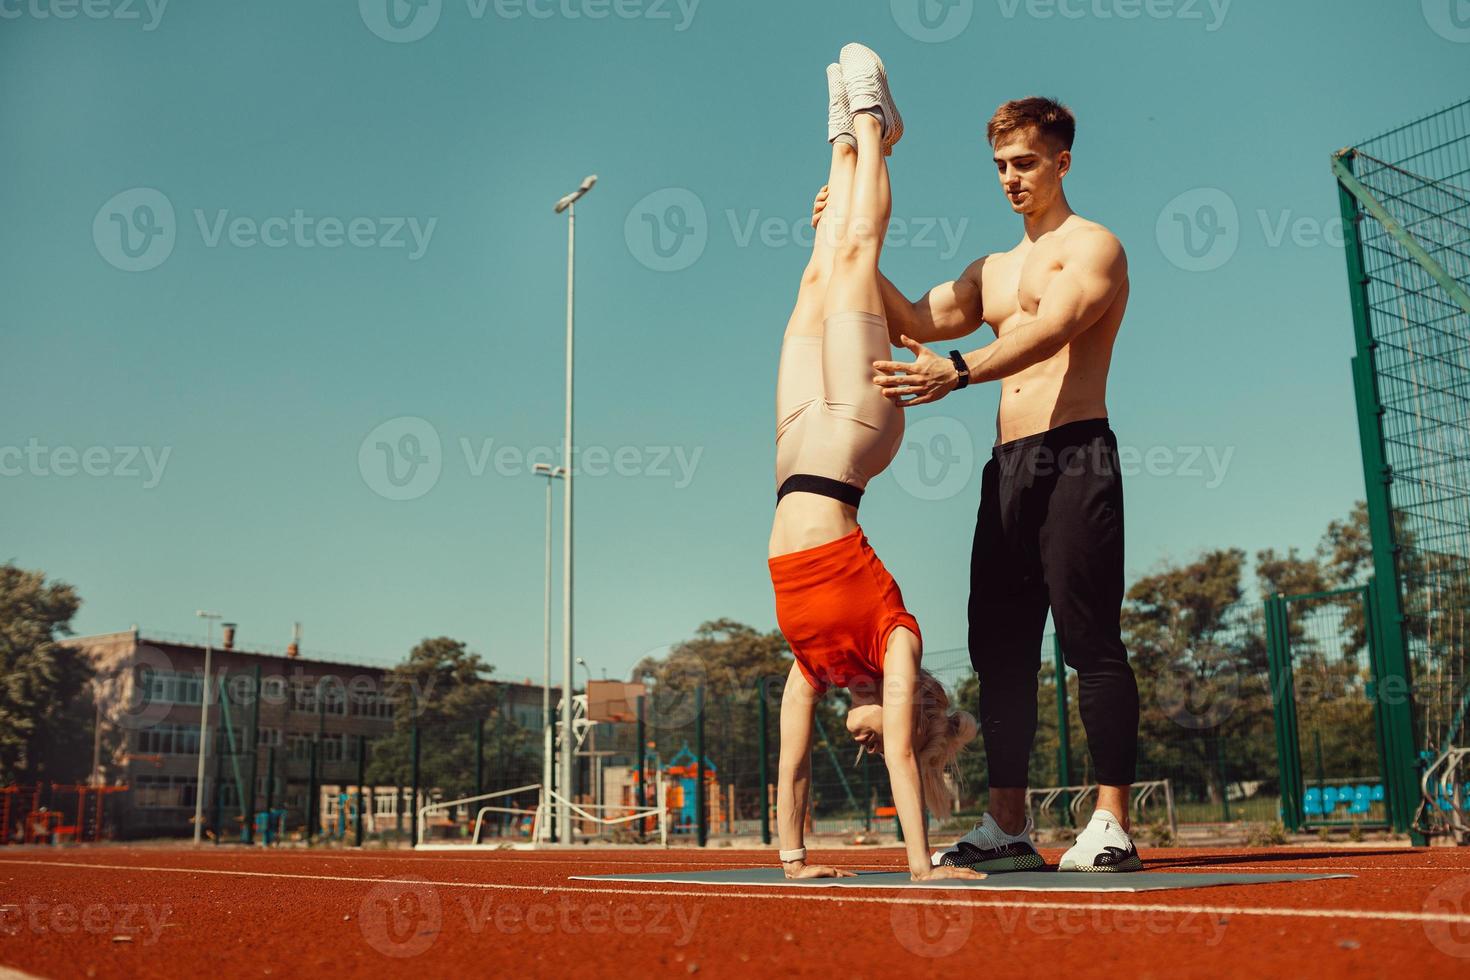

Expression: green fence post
xmin=695 ymin=684 xmax=707 ymax=847
xmin=212 ymin=720 xmax=225 ymax=844
xmin=264 ymin=745 xmax=277 ymax=846
xmin=635 ymin=695 xmax=647 ymax=836
xmin=355 ymin=735 xmax=366 ymax=847
xmin=410 ymin=725 xmax=421 ymax=846
xmin=307 ymin=739 xmax=318 ymax=844
xmin=243 ymin=666 xmax=261 ymax=845
xmin=1053 ymin=636 xmax=1073 ymax=825
xmin=1337 ymin=152 xmax=1422 ymax=844
xmin=475 ymin=718 xmax=485 ymax=805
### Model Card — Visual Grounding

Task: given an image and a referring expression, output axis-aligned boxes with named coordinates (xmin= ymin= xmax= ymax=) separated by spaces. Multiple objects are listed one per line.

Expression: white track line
xmin=1 ymin=859 xmax=1466 ymax=926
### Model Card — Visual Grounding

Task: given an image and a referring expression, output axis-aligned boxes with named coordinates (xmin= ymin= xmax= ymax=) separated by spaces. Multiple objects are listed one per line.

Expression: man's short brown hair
xmin=987 ymin=97 xmax=1076 ymax=152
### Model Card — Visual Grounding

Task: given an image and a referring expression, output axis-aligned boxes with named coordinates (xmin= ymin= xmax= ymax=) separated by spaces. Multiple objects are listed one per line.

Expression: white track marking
xmin=2 ymin=859 xmax=1466 ymax=926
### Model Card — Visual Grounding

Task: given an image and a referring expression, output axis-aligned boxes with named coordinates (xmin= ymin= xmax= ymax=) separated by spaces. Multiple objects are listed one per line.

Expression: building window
xmin=139 ymin=669 xmax=203 ymax=706
xmin=351 ymin=689 xmax=396 ymax=720
xmin=132 ymin=775 xmax=198 ymax=809
xmin=135 ymin=723 xmax=201 ymax=757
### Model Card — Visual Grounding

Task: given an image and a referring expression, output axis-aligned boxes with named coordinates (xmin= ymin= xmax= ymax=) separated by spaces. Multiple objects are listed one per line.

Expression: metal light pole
xmin=532 ymin=462 xmax=566 ymax=837
xmin=192 ymin=610 xmax=221 ymax=845
xmin=553 ymin=174 xmax=595 ymax=842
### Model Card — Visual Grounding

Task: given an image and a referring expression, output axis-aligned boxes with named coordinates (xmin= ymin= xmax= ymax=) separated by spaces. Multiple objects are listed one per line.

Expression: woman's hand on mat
xmin=910 ymin=865 xmax=986 ymax=882
xmin=873 ymin=335 xmax=959 ymax=407
xmin=811 ymin=185 xmax=829 ymax=228
xmin=784 ymin=862 xmax=857 ymax=879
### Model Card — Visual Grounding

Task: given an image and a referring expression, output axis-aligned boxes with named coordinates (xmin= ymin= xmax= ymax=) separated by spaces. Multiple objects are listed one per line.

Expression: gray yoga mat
xmin=570 ymin=866 xmax=1351 ymax=893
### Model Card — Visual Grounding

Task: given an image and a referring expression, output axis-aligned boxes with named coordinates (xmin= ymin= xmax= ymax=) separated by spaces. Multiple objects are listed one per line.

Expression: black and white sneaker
xmin=930 ymin=813 xmax=1044 ymax=872
xmin=1057 ymin=809 xmax=1143 ymax=872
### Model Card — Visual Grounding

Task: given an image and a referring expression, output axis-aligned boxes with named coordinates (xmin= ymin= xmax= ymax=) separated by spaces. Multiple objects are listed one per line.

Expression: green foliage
xmin=1243 ymin=822 xmax=1288 ymax=847
xmin=0 ymin=564 xmax=94 ymax=783
xmin=364 ymin=637 xmax=533 ymax=801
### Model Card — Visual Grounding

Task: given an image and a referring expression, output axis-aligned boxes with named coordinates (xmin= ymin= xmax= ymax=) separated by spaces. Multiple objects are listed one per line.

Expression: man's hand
xmin=910 ymin=865 xmax=986 ymax=883
xmin=784 ymin=861 xmax=857 ymax=879
xmin=811 ymin=184 xmax=830 ymax=228
xmin=873 ymin=335 xmax=961 ymax=408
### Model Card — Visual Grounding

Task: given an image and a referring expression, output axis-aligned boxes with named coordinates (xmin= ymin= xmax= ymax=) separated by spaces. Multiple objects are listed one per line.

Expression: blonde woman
xmin=770 ymin=44 xmax=980 ymax=883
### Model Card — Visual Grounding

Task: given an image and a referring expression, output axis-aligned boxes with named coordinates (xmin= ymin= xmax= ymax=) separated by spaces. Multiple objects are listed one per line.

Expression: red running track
xmin=1 ymin=845 xmax=1469 ymax=978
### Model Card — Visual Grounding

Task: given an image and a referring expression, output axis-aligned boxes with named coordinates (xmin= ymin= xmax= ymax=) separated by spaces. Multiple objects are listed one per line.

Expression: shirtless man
xmin=818 ymin=96 xmax=1141 ymax=872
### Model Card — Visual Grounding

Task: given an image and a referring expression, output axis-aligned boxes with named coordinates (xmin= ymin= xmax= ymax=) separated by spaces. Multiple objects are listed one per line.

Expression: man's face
xmin=993 ymin=128 xmax=1069 ymax=215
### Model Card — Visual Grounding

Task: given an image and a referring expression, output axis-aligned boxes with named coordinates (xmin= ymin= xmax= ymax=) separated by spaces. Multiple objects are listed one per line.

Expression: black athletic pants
xmin=967 ymin=417 xmax=1139 ymax=788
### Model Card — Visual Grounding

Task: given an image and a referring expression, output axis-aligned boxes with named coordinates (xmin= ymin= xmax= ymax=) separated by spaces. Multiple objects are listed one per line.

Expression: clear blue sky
xmin=2 ymin=1 xmax=1466 ymax=680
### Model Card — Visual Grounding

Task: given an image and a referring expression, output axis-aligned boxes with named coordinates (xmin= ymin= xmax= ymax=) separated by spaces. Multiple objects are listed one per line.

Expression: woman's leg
xmin=784 ymin=142 xmax=859 ymax=339
xmin=823 ymin=112 xmax=890 ymax=318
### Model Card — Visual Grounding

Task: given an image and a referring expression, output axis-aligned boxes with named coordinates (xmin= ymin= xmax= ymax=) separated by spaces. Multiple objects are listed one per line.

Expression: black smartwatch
xmin=948 ymin=350 xmax=970 ymax=390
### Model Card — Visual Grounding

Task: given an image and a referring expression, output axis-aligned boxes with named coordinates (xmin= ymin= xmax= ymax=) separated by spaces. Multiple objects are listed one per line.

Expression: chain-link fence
xmin=1336 ymin=97 xmax=1470 ymax=839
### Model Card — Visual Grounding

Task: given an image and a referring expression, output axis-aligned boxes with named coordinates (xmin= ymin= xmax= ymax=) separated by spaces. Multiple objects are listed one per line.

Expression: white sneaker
xmin=838 ymin=42 xmax=903 ymax=155
xmin=1057 ymin=809 xmax=1143 ymax=872
xmin=826 ymin=63 xmax=855 ymax=148
xmin=930 ymin=812 xmax=1044 ymax=872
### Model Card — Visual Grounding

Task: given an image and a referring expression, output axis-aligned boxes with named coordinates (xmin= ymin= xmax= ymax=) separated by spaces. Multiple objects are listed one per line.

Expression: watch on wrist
xmin=948 ymin=350 xmax=970 ymax=389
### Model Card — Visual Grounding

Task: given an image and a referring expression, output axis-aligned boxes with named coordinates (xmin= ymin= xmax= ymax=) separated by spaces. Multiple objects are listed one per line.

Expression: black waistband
xmin=994 ymin=417 xmax=1113 ymax=457
xmin=777 ymin=474 xmax=863 ymax=508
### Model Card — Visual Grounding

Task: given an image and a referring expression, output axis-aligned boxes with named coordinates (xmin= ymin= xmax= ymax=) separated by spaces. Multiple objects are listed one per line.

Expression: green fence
xmin=1334 ymin=97 xmax=1470 ymax=840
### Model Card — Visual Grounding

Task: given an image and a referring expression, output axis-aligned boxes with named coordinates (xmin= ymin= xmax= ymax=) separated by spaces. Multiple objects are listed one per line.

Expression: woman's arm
xmin=776 ymin=664 xmax=854 ymax=879
xmin=881 ymin=643 xmax=984 ymax=881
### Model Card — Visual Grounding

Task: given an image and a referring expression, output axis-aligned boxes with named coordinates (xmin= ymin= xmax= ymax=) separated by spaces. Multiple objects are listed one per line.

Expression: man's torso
xmin=978 ymin=216 xmax=1128 ymax=444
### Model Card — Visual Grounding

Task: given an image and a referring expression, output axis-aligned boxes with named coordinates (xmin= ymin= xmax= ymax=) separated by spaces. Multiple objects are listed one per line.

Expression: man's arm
xmin=878 ymin=260 xmax=985 ymax=346
xmin=873 ymin=229 xmax=1126 ymax=406
xmin=963 ymin=230 xmax=1125 ymax=383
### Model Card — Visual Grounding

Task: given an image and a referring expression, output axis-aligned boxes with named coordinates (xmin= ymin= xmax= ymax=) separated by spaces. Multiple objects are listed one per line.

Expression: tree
xmin=630 ymin=619 xmax=858 ymax=817
xmin=364 ymin=637 xmax=533 ymax=805
xmin=0 ymin=564 xmax=95 ymax=783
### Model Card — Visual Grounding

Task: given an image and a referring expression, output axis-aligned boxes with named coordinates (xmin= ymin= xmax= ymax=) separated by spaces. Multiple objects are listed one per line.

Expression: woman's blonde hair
xmin=913 ymin=669 xmax=979 ymax=814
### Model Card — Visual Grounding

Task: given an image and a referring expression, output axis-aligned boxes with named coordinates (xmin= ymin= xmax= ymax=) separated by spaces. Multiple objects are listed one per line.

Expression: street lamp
xmin=532 ymin=462 xmax=566 ymax=833
xmin=553 ymin=174 xmax=596 ymax=842
xmin=192 ymin=610 xmax=222 ymax=845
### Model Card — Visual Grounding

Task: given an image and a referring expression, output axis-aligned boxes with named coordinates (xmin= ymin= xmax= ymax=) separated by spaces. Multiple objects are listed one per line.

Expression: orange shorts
xmin=768 ymin=527 xmax=921 ymax=694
